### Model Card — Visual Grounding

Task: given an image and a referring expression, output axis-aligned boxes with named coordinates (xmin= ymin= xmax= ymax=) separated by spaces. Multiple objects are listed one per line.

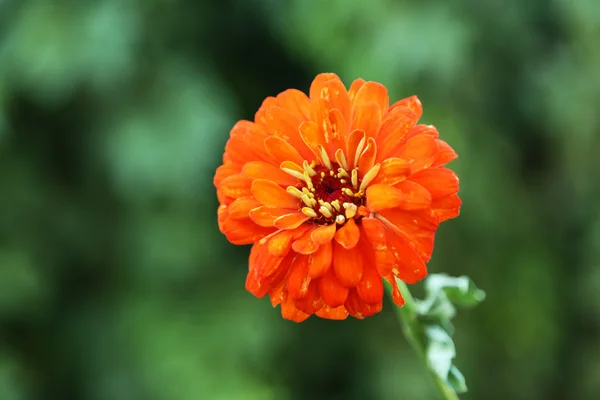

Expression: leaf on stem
xmin=395 ymin=273 xmax=485 ymax=397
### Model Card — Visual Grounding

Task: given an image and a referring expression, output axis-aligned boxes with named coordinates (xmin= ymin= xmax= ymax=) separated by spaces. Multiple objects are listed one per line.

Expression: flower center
xmin=282 ymin=157 xmax=364 ymax=225
xmin=283 ymin=146 xmax=381 ymax=225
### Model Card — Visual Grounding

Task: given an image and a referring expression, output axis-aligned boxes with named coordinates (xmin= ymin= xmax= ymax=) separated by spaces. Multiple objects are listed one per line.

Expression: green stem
xmin=389 ymin=279 xmax=460 ymax=400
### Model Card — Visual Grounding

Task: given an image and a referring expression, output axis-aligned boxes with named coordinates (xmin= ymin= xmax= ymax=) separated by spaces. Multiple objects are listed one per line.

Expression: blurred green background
xmin=1 ymin=0 xmax=599 ymax=399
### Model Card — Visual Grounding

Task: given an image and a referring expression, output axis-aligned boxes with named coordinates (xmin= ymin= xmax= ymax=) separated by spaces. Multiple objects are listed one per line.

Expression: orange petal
xmin=231 ymin=119 xmax=267 ymax=139
xmin=311 ymin=223 xmax=337 ymax=246
xmin=328 ymin=108 xmax=348 ymax=153
xmin=308 ymin=240 xmax=332 ymax=278
xmin=252 ymin=179 xmax=300 ymax=209
xmin=280 ymin=293 xmax=311 ymax=322
xmin=387 ymin=95 xmax=423 ymax=119
xmin=334 ymin=218 xmax=360 ymax=249
xmin=269 ymin=280 xmax=285 ymax=306
xmin=431 ymin=193 xmax=462 ymax=222
xmin=353 ymin=81 xmax=389 ymax=115
xmin=345 ymin=289 xmax=382 ymax=319
xmin=386 ymin=233 xmax=427 ymax=284
xmin=228 ymin=197 xmax=261 ymax=220
xmin=219 ymin=174 xmax=252 ymax=199
xmin=221 ymin=216 xmax=275 ymax=245
xmin=346 ymin=129 xmax=366 ymax=169
xmin=242 ymin=161 xmax=298 ymax=186
xmin=226 ymin=122 xmax=270 ymax=164
xmin=348 ymin=78 xmax=366 ymax=102
xmin=332 ymin=241 xmax=363 ymax=287
xmin=360 ymin=218 xmax=386 ymax=250
xmin=264 ymin=106 xmax=302 ymax=139
xmin=357 ymin=137 xmax=377 ymax=178
xmin=360 ymin=218 xmax=394 ymax=277
xmin=312 ymin=99 xmax=342 ymax=158
xmin=376 ymin=107 xmax=419 ymax=161
xmin=217 ymin=204 xmax=228 ymax=229
xmin=410 ymin=167 xmax=459 ymax=199
xmin=378 ymin=208 xmax=437 ymax=261
xmin=356 ymin=261 xmax=384 ymax=304
xmin=432 ymin=139 xmax=458 ymax=167
xmin=309 ymin=73 xmax=351 ymax=124
xmin=246 ymin=248 xmax=293 ymax=297
xmin=249 ymin=206 xmax=290 ymax=227
xmin=254 ymin=96 xmax=278 ymax=126
xmin=383 ymin=274 xmax=405 ymax=307
xmin=246 ymin=268 xmax=268 ymax=298
xmin=318 ymin=269 xmax=350 ymax=308
xmin=407 ymin=124 xmax=439 ymax=139
xmin=264 ymin=107 xmax=313 ymax=161
xmin=309 ymin=73 xmax=343 ymax=100
xmin=353 ymin=102 xmax=382 ymax=139
xmin=252 ymin=240 xmax=287 ymax=278
xmin=395 ymin=135 xmax=439 ymax=174
xmin=287 ymin=255 xmax=311 ymax=299
xmin=223 ymin=136 xmax=250 ymax=165
xmin=294 ymin=280 xmax=324 ymax=314
xmin=299 ymin=120 xmax=325 ymax=160
xmin=379 ymin=208 xmax=438 ymax=234
xmin=214 ymin=162 xmax=240 ymax=188
xmin=268 ymin=229 xmax=301 ymax=257
xmin=276 ymin=88 xmax=310 ymax=120
xmin=292 ymin=227 xmax=319 ymax=254
xmin=316 ymin=305 xmax=349 ymax=320
xmin=369 ymin=157 xmax=411 ymax=186
xmin=366 ymin=184 xmax=405 ymax=212
xmin=395 ymin=180 xmax=432 ymax=210
xmin=264 ymin=136 xmax=305 ymax=166
xmin=274 ymin=212 xmax=310 ymax=230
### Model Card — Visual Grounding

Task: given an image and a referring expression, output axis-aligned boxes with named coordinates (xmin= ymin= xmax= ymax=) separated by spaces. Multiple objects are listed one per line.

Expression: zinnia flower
xmin=214 ymin=73 xmax=460 ymax=322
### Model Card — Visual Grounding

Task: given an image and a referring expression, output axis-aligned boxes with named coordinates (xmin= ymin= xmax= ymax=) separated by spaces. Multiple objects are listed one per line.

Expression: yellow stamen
xmin=286 ymin=186 xmax=303 ymax=198
xmin=318 ymin=145 xmax=332 ymax=169
xmin=354 ymin=137 xmax=366 ymax=168
xmin=301 ymin=194 xmax=314 ymax=207
xmin=344 ymin=203 xmax=358 ymax=219
xmin=303 ymin=172 xmax=314 ymax=190
xmin=281 ymin=167 xmax=306 ymax=181
xmin=337 ymin=168 xmax=350 ymax=178
xmin=331 ymin=200 xmax=342 ymax=212
xmin=321 ymin=202 xmax=334 ymax=213
xmin=335 ymin=149 xmax=349 ymax=171
xmin=302 ymin=207 xmax=318 ymax=218
xmin=351 ymin=169 xmax=358 ymax=189
xmin=319 ymin=206 xmax=333 ymax=218
xmin=342 ymin=188 xmax=355 ymax=197
xmin=335 ymin=215 xmax=346 ymax=224
xmin=303 ymin=160 xmax=317 ymax=176
xmin=359 ymin=163 xmax=381 ymax=191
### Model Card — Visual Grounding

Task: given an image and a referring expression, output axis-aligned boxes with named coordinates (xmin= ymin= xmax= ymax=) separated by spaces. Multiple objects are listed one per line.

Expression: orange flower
xmin=214 ymin=73 xmax=461 ymax=322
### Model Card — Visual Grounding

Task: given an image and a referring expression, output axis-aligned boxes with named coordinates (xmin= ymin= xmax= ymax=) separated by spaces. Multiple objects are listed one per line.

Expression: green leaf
xmin=411 ymin=274 xmax=485 ymax=396
xmin=447 ymin=366 xmax=468 ymax=393
xmin=417 ymin=291 xmax=457 ymax=323
xmin=425 ymin=325 xmax=455 ymax=381
xmin=425 ymin=274 xmax=486 ymax=308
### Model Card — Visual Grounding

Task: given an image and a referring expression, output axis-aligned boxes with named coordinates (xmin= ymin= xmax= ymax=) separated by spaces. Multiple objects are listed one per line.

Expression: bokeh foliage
xmin=0 ymin=0 xmax=599 ymax=399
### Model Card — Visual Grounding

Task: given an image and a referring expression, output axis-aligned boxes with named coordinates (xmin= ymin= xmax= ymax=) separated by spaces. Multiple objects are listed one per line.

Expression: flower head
xmin=214 ymin=73 xmax=461 ymax=322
